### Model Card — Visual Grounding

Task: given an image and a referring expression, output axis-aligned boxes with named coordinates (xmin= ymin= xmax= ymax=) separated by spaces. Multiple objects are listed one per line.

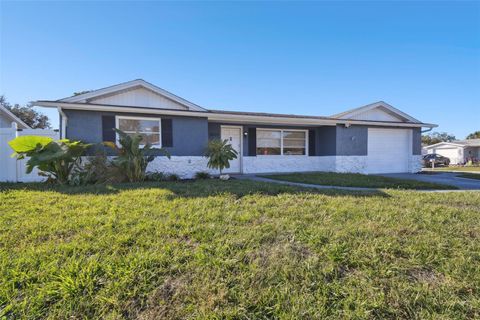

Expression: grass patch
xmin=1 ymin=180 xmax=478 ymax=318
xmin=457 ymin=173 xmax=480 ymax=180
xmin=430 ymin=166 xmax=480 ymax=172
xmin=261 ymin=172 xmax=456 ymax=189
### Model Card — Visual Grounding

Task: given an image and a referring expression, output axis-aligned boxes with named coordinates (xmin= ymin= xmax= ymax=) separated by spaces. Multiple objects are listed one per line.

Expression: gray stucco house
xmin=35 ymin=79 xmax=437 ymax=178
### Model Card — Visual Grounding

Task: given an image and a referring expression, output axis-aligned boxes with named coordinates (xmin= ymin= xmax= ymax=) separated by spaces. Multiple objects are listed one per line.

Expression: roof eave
xmin=34 ymin=100 xmax=437 ymax=128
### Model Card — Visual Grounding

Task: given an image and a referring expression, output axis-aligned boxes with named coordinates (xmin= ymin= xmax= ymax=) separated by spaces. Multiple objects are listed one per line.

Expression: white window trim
xmin=256 ymin=128 xmax=309 ymax=156
xmin=115 ymin=115 xmax=162 ymax=148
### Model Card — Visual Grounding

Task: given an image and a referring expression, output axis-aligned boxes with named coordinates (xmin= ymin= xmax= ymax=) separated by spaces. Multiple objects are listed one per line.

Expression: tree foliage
xmin=0 ymin=95 xmax=51 ymax=129
xmin=8 ymin=135 xmax=90 ymax=184
xmin=205 ymin=139 xmax=238 ymax=175
xmin=73 ymin=90 xmax=92 ymax=96
xmin=466 ymin=131 xmax=480 ymax=140
xmin=422 ymin=132 xmax=456 ymax=145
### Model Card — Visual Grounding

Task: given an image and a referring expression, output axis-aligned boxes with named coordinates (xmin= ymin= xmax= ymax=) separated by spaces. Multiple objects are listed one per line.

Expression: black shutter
xmin=248 ymin=127 xmax=256 ymax=156
xmin=308 ymin=129 xmax=316 ymax=156
xmin=161 ymin=119 xmax=173 ymax=147
xmin=102 ymin=116 xmax=116 ymax=142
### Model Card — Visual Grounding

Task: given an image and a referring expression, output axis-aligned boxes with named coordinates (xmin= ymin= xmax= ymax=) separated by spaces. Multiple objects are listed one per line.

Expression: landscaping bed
xmin=1 ymin=180 xmax=478 ymax=318
xmin=260 ymin=172 xmax=456 ymax=189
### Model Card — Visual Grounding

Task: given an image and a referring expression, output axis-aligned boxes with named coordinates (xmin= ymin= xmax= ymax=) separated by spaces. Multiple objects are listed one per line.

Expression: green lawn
xmin=1 ymin=180 xmax=479 ymax=319
xmin=458 ymin=173 xmax=480 ymax=180
xmin=260 ymin=172 xmax=456 ymax=189
xmin=429 ymin=166 xmax=480 ymax=172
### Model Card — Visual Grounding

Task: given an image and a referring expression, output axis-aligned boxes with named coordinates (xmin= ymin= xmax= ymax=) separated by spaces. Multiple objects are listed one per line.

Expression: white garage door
xmin=432 ymin=147 xmax=461 ymax=164
xmin=367 ymin=128 xmax=411 ymax=173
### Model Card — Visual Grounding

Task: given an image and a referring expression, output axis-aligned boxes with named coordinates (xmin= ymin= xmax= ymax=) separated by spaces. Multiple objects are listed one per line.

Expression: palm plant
xmin=104 ymin=129 xmax=170 ymax=182
xmin=205 ymin=139 xmax=238 ymax=176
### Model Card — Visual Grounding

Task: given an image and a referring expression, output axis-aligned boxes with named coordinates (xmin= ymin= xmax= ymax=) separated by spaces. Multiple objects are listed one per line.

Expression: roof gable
xmin=332 ymin=101 xmax=420 ymax=123
xmin=59 ymin=79 xmax=206 ymax=112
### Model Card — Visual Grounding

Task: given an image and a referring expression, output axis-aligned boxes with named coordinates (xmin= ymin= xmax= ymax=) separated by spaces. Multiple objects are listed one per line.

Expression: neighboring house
xmin=0 ymin=104 xmax=30 ymax=129
xmin=35 ymin=79 xmax=437 ymax=177
xmin=423 ymin=139 xmax=480 ymax=165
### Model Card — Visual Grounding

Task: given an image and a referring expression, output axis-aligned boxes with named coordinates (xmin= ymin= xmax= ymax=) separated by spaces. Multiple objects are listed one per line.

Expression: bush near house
xmin=0 ymin=180 xmax=478 ymax=319
xmin=205 ymin=139 xmax=238 ymax=176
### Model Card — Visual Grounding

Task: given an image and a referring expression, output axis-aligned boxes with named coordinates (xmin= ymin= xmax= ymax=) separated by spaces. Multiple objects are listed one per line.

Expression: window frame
xmin=256 ymin=128 xmax=309 ymax=156
xmin=115 ymin=115 xmax=162 ymax=148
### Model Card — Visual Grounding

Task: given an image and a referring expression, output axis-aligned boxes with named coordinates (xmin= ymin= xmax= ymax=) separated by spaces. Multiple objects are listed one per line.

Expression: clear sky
xmin=1 ymin=1 xmax=479 ymax=138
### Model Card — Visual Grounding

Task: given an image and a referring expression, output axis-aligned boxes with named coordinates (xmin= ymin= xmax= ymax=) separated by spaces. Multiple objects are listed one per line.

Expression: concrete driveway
xmin=378 ymin=172 xmax=480 ymax=190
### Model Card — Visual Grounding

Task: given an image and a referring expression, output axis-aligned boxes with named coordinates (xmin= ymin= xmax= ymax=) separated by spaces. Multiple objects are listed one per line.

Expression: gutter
xmin=57 ymin=107 xmax=68 ymax=139
xmin=421 ymin=127 xmax=434 ymax=134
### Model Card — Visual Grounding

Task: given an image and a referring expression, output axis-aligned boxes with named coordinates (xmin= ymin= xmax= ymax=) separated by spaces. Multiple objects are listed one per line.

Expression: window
xmin=256 ymin=129 xmax=307 ymax=156
xmin=257 ymin=130 xmax=281 ymax=155
xmin=283 ymin=130 xmax=306 ymax=155
xmin=116 ymin=116 xmax=162 ymax=147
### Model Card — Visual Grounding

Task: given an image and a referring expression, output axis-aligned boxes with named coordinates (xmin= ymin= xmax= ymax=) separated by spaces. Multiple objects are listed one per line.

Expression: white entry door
xmin=220 ymin=126 xmax=242 ymax=173
xmin=367 ymin=128 xmax=411 ymax=173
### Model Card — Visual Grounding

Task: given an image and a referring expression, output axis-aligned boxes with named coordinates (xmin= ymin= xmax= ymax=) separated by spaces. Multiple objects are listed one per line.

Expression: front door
xmin=220 ymin=126 xmax=242 ymax=173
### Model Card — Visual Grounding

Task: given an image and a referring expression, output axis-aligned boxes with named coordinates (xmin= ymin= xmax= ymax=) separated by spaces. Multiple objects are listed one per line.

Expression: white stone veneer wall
xmin=143 ymin=154 xmax=422 ymax=179
xmin=335 ymin=156 xmax=368 ymax=173
xmin=242 ymin=156 xmax=336 ymax=174
xmin=147 ymin=156 xmax=213 ymax=179
xmin=410 ymin=155 xmax=423 ymax=173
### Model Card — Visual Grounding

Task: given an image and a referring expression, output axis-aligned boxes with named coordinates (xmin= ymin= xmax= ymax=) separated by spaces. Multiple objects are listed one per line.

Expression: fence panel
xmin=0 ymin=128 xmax=18 ymax=182
xmin=0 ymin=127 xmax=59 ymax=182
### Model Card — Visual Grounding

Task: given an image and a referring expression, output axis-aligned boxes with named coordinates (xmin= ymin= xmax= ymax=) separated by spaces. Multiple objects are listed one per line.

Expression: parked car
xmin=423 ymin=153 xmax=450 ymax=167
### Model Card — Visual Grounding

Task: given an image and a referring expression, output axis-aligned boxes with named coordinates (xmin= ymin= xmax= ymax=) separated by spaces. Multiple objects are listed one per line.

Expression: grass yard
xmin=429 ymin=166 xmax=480 ymax=173
xmin=1 ymin=180 xmax=479 ymax=319
xmin=260 ymin=172 xmax=456 ymax=189
xmin=458 ymin=173 xmax=480 ymax=180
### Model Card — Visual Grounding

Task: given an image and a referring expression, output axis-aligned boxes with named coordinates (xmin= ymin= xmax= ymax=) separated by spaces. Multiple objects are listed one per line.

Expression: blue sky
xmin=1 ymin=1 xmax=479 ymax=138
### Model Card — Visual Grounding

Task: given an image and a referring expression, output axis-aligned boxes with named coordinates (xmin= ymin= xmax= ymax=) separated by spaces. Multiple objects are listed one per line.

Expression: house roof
xmin=34 ymin=79 xmax=437 ymax=128
xmin=424 ymin=139 xmax=480 ymax=149
xmin=59 ymin=79 xmax=207 ymax=112
xmin=331 ymin=101 xmax=421 ymax=123
xmin=0 ymin=104 xmax=30 ymax=129
xmin=36 ymin=100 xmax=437 ymax=128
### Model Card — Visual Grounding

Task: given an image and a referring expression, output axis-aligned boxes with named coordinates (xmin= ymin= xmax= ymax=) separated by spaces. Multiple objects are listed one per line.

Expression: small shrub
xmin=146 ymin=171 xmax=165 ymax=182
xmin=166 ymin=173 xmax=180 ymax=181
xmin=205 ymin=139 xmax=238 ymax=175
xmin=195 ymin=171 xmax=210 ymax=180
xmin=104 ymin=129 xmax=170 ymax=182
xmin=71 ymin=152 xmax=126 ymax=185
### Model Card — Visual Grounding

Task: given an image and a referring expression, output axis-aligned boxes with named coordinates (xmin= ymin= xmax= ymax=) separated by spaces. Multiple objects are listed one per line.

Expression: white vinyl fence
xmin=0 ymin=123 xmax=59 ymax=182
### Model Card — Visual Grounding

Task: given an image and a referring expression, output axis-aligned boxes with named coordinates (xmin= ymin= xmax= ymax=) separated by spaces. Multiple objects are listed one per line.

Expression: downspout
xmin=421 ymin=127 xmax=433 ymax=134
xmin=58 ymin=107 xmax=68 ymax=139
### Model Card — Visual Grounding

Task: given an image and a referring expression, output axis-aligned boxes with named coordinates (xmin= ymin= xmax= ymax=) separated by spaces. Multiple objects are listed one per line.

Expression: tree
xmin=73 ymin=90 xmax=91 ymax=96
xmin=0 ymin=95 xmax=51 ymax=129
xmin=421 ymin=132 xmax=456 ymax=146
xmin=466 ymin=131 xmax=480 ymax=140
xmin=205 ymin=139 xmax=238 ymax=176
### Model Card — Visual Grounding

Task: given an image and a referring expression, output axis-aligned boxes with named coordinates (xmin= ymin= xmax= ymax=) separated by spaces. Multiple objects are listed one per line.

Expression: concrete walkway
xmin=379 ymin=172 xmax=480 ymax=190
xmin=233 ymin=174 xmax=480 ymax=192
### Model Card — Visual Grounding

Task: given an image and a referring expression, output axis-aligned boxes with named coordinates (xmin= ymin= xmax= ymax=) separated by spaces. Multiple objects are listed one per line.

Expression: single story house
xmin=423 ymin=139 xmax=480 ymax=165
xmin=35 ymin=79 xmax=437 ymax=178
xmin=0 ymin=104 xmax=30 ymax=129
